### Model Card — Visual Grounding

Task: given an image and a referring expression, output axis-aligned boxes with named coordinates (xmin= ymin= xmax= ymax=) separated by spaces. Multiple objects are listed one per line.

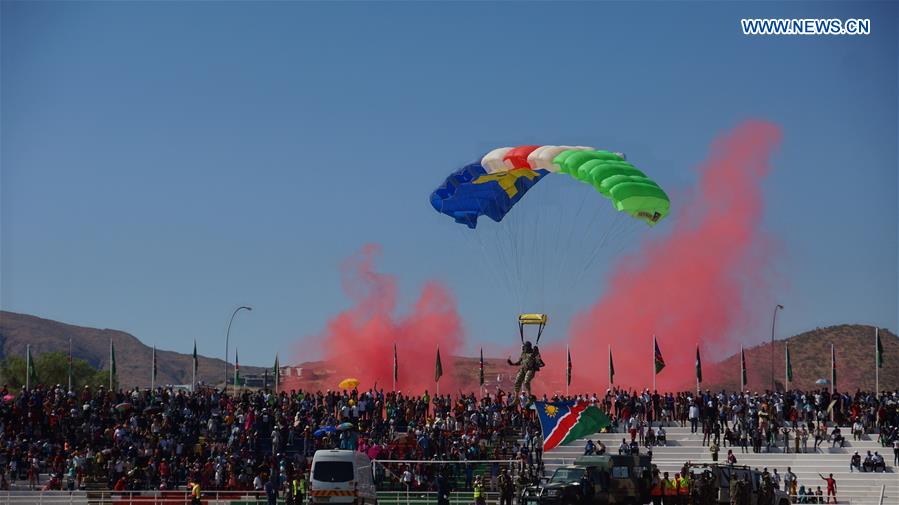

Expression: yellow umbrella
xmin=338 ymin=378 xmax=360 ymax=390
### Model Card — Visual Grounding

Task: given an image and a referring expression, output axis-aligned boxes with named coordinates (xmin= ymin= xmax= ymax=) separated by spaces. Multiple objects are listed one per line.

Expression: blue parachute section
xmin=429 ymin=162 xmax=549 ymax=229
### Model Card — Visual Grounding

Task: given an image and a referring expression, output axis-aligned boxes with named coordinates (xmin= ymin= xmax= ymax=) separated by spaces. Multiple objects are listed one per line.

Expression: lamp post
xmin=225 ymin=306 xmax=252 ymax=391
xmin=770 ymin=304 xmax=784 ymax=392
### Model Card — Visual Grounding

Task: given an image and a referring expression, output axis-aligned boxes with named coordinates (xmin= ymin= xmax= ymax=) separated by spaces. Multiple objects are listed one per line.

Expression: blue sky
xmin=2 ymin=1 xmax=896 ymax=366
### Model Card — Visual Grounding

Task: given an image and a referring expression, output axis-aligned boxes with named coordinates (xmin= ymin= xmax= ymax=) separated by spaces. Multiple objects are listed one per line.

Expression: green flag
xmin=435 ymin=347 xmax=443 ymax=382
xmin=876 ymin=328 xmax=884 ymax=368
xmin=109 ymin=339 xmax=116 ymax=389
xmin=479 ymin=348 xmax=484 ymax=386
xmin=653 ymin=337 xmax=665 ymax=374
xmin=831 ymin=344 xmax=836 ymax=389
xmin=609 ymin=347 xmax=615 ymax=385
xmin=234 ymin=349 xmax=241 ymax=386
xmin=696 ymin=346 xmax=703 ymax=383
xmin=273 ymin=354 xmax=280 ymax=392
xmin=740 ymin=347 xmax=747 ymax=388
xmin=26 ymin=344 xmax=37 ymax=389
xmin=786 ymin=343 xmax=793 ymax=382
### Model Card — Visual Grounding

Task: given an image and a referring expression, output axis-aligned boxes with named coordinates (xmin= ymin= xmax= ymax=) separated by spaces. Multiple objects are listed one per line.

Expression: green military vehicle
xmin=522 ymin=455 xmax=653 ymax=505
xmin=684 ymin=463 xmax=790 ymax=505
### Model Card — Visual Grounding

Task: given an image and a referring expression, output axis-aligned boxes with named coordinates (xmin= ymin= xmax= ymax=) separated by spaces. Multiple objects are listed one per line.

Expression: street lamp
xmin=771 ymin=304 xmax=784 ymax=391
xmin=225 ymin=306 xmax=252 ymax=391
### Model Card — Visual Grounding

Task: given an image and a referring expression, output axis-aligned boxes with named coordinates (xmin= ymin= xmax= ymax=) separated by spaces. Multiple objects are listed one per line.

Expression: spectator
xmin=850 ymin=452 xmax=861 ymax=472
xmin=817 ymin=473 xmax=836 ymax=504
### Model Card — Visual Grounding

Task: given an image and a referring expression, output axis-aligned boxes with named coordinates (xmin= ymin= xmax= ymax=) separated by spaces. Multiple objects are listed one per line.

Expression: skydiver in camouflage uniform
xmin=508 ymin=341 xmax=542 ymax=396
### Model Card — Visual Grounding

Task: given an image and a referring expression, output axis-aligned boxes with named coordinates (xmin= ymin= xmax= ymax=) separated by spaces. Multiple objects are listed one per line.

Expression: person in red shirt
xmin=818 ymin=473 xmax=837 ymax=503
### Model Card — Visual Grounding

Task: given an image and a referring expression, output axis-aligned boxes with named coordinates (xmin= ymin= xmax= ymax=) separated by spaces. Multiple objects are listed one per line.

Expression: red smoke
xmin=292 ymin=244 xmax=464 ymax=394
xmin=567 ymin=120 xmax=783 ymax=391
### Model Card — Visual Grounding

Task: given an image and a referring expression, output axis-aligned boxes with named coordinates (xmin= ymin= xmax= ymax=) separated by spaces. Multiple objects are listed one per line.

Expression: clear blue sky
xmin=2 ymin=1 xmax=896 ymax=366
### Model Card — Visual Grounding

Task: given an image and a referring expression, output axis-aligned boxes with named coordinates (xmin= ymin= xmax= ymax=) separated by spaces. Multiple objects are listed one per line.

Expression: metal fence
xmin=0 ymin=490 xmax=503 ymax=505
xmin=0 ymin=490 xmax=270 ymax=504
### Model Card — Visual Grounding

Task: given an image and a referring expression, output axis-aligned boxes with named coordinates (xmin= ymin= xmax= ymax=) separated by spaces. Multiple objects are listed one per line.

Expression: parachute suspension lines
xmin=430 ymin=145 xmax=671 ymax=323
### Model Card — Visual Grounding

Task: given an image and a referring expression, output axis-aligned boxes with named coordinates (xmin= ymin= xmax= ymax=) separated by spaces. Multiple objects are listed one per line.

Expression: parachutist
xmin=509 ymin=340 xmax=544 ymax=397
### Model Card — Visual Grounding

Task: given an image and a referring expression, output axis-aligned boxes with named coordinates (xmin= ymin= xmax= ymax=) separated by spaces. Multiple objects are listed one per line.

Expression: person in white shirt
xmin=688 ymin=403 xmax=699 ymax=433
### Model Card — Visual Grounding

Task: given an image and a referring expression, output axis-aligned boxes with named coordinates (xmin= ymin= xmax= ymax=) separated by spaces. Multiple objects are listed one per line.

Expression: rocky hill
xmin=0 ymin=311 xmax=264 ymax=388
xmin=708 ymin=324 xmax=898 ymax=391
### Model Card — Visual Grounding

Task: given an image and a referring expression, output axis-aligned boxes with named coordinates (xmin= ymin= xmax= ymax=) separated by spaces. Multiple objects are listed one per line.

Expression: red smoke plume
xmin=292 ymin=244 xmax=463 ymax=394
xmin=567 ymin=120 xmax=783 ymax=391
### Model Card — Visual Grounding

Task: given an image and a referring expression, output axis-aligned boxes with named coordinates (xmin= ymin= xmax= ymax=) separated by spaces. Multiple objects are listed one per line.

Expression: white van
xmin=310 ymin=449 xmax=377 ymax=505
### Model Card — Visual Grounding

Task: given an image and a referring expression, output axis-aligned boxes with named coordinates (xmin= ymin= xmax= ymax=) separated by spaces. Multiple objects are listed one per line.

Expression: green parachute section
xmin=554 ymin=149 xmax=670 ymax=226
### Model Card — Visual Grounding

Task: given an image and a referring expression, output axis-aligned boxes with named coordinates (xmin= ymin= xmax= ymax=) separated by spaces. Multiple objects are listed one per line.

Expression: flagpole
xmin=608 ymin=344 xmax=612 ymax=389
xmin=652 ymin=335 xmax=656 ymax=392
xmin=830 ymin=344 xmax=835 ymax=395
xmin=566 ymin=344 xmax=570 ymax=397
xmin=151 ymin=345 xmax=156 ymax=390
xmin=696 ymin=344 xmax=700 ymax=396
xmin=393 ymin=343 xmax=397 ymax=393
xmin=68 ymin=337 xmax=73 ymax=392
xmin=875 ymin=327 xmax=879 ymax=393
xmin=740 ymin=345 xmax=745 ymax=392
xmin=25 ymin=344 xmax=31 ymax=391
xmin=785 ymin=342 xmax=789 ymax=391
xmin=109 ymin=339 xmax=113 ymax=390
xmin=192 ymin=340 xmax=197 ymax=393
xmin=436 ymin=345 xmax=440 ymax=396
xmin=234 ymin=348 xmax=239 ymax=392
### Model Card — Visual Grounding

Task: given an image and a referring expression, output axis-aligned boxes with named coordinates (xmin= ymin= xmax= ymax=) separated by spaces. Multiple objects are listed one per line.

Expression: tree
xmin=0 ymin=352 xmax=109 ymax=391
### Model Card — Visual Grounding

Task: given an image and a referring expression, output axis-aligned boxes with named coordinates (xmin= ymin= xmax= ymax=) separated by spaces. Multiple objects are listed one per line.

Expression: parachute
xmin=430 ymin=145 xmax=669 ymax=228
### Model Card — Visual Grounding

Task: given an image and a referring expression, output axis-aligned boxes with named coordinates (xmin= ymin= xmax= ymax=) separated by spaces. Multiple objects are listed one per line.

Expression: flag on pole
xmin=876 ymin=328 xmax=884 ymax=368
xmin=192 ymin=340 xmax=198 ymax=392
xmin=234 ymin=349 xmax=241 ymax=387
xmin=109 ymin=339 xmax=116 ymax=389
xmin=609 ymin=346 xmax=615 ymax=385
xmin=435 ymin=347 xmax=443 ymax=383
xmin=393 ymin=343 xmax=398 ymax=386
xmin=653 ymin=337 xmax=665 ymax=374
xmin=831 ymin=344 xmax=837 ymax=387
xmin=786 ymin=343 xmax=793 ymax=382
xmin=273 ymin=354 xmax=280 ymax=393
xmin=479 ymin=348 xmax=485 ymax=386
xmin=151 ymin=345 xmax=157 ymax=389
xmin=695 ymin=346 xmax=703 ymax=383
xmin=26 ymin=344 xmax=36 ymax=390
xmin=67 ymin=337 xmax=73 ymax=392
xmin=566 ymin=346 xmax=572 ymax=387
xmin=740 ymin=346 xmax=747 ymax=389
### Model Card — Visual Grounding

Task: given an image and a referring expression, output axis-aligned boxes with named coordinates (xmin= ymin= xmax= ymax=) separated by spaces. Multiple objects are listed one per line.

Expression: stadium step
xmin=539 ymin=426 xmax=897 ymax=505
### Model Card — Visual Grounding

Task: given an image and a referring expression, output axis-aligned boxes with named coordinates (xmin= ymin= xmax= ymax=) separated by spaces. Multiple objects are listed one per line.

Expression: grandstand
xmin=542 ymin=426 xmax=895 ymax=505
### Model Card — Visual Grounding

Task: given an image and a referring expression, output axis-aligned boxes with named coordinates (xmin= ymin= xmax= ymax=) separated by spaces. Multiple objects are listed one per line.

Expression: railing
xmin=0 ymin=490 xmax=270 ymax=504
xmin=0 ymin=490 xmax=503 ymax=505
xmin=375 ymin=491 xmax=500 ymax=505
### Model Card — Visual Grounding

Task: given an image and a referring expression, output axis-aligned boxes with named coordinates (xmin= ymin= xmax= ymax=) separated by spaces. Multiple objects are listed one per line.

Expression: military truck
xmin=684 ymin=463 xmax=791 ymax=505
xmin=521 ymin=455 xmax=653 ymax=505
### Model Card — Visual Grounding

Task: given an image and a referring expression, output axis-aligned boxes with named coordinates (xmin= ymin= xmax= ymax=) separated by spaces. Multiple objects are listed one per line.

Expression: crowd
xmin=0 ymin=382 xmax=895 ymax=501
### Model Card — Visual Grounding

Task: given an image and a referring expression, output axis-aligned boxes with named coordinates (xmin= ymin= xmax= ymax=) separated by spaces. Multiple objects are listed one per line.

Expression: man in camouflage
xmin=508 ymin=341 xmax=544 ymax=396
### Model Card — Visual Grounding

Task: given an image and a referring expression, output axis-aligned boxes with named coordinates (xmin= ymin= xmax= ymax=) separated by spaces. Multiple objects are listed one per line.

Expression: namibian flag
xmin=654 ymin=336 xmax=665 ymax=374
xmin=535 ymin=401 xmax=611 ymax=451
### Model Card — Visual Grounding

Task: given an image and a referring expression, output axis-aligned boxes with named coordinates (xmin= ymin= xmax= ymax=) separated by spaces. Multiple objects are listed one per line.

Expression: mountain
xmin=1 ymin=312 xmax=895 ymax=392
xmin=0 ymin=311 xmax=264 ymax=388
xmin=707 ymin=324 xmax=898 ymax=392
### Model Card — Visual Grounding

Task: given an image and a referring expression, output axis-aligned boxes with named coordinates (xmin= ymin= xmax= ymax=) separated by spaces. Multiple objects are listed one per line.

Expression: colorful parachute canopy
xmin=430 ymin=145 xmax=669 ymax=228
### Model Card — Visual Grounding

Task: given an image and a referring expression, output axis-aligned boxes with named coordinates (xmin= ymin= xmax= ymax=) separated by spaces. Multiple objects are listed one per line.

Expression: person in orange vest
xmin=649 ymin=469 xmax=663 ymax=505
xmin=662 ymin=472 xmax=676 ymax=505
xmin=677 ymin=472 xmax=690 ymax=505
xmin=190 ymin=480 xmax=201 ymax=505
